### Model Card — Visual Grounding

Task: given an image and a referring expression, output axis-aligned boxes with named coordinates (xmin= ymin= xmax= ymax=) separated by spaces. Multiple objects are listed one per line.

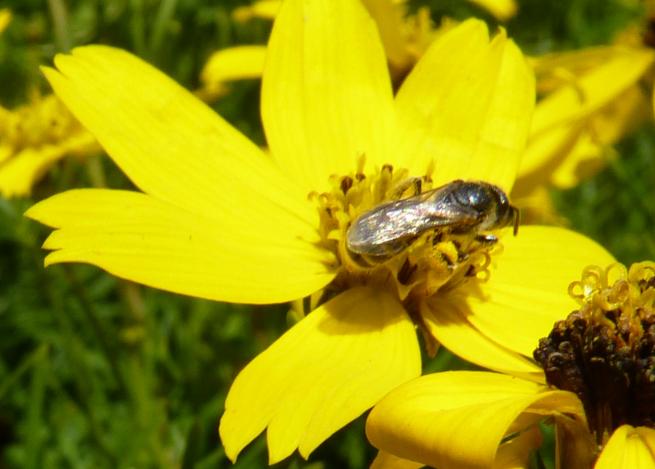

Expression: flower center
xmin=0 ymin=94 xmax=83 ymax=162
xmin=533 ymin=262 xmax=655 ymax=445
xmin=310 ymin=164 xmax=507 ymax=332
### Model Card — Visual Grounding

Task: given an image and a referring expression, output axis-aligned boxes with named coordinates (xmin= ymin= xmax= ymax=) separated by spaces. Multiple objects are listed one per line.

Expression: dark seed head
xmin=534 ymin=263 xmax=655 ymax=444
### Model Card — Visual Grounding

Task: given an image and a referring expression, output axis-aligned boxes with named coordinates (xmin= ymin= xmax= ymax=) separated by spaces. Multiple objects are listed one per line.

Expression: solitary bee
xmin=346 ymin=180 xmax=519 ymax=257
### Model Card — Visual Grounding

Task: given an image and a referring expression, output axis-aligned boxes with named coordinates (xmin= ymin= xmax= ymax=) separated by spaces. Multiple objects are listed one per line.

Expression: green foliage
xmin=1 ymin=0 xmax=654 ymax=467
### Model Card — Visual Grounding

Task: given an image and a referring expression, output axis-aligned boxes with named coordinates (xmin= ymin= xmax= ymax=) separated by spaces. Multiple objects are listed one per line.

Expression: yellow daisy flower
xmin=26 ymin=0 xmax=612 ymax=463
xmin=515 ymin=16 xmax=655 ymax=220
xmin=512 ymin=46 xmax=655 ymax=212
xmin=367 ymin=262 xmax=655 ymax=469
xmin=0 ymin=93 xmax=99 ymax=197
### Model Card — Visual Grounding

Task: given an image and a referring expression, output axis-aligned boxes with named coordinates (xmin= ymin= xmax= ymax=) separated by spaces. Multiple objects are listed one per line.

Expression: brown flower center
xmin=534 ymin=262 xmax=655 ymax=445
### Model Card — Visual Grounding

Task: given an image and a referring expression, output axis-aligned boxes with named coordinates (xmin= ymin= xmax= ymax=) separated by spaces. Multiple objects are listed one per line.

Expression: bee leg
xmin=475 ymin=234 xmax=498 ymax=245
xmin=391 ymin=177 xmax=422 ymax=198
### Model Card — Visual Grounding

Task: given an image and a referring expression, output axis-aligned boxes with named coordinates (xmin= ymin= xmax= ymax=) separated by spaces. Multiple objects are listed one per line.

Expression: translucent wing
xmin=346 ymin=181 xmax=480 ymax=257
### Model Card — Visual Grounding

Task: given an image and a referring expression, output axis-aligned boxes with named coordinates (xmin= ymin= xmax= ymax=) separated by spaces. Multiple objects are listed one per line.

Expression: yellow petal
xmin=26 ymin=189 xmax=334 ymax=304
xmin=546 ymin=85 xmax=650 ymax=190
xmin=360 ymin=0 xmax=412 ymax=72
xmin=464 ymin=226 xmax=616 ymax=358
xmin=42 ymin=46 xmax=314 ymax=228
xmin=220 ymin=287 xmax=420 ymax=463
xmin=232 ymin=0 xmax=281 ymax=22
xmin=493 ymin=426 xmax=541 ymax=469
xmin=519 ymin=48 xmax=655 ymax=179
xmin=531 ymin=46 xmax=618 ymax=94
xmin=366 ymin=371 xmax=580 ymax=469
xmin=596 ymin=426 xmax=655 ymax=469
xmin=553 ymin=413 xmax=596 ymax=469
xmin=395 ymin=19 xmax=534 ymax=192
xmin=371 ymin=450 xmax=424 ymax=469
xmin=0 ymin=132 xmax=96 ymax=197
xmin=421 ymin=297 xmax=543 ymax=379
xmin=261 ymin=0 xmax=396 ymax=193
xmin=199 ymin=45 xmax=267 ymax=98
xmin=467 ymin=0 xmax=518 ymax=21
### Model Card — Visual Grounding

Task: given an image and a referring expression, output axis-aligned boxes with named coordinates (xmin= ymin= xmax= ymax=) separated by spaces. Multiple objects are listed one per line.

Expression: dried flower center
xmin=310 ymin=164 xmax=505 ymax=327
xmin=534 ymin=262 xmax=655 ymax=445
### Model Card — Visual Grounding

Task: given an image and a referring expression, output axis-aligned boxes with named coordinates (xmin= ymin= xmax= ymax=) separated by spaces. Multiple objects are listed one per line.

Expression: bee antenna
xmin=512 ymin=206 xmax=520 ymax=236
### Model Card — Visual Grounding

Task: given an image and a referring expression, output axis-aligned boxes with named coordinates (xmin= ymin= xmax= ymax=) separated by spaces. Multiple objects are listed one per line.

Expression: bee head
xmin=455 ymin=181 xmax=519 ymax=234
xmin=486 ymin=184 xmax=519 ymax=235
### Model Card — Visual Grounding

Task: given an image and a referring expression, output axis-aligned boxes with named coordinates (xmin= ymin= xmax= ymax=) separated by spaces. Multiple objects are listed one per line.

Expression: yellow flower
xmin=26 ymin=0 xmax=612 ymax=463
xmin=367 ymin=262 xmax=655 ymax=469
xmin=514 ymin=19 xmax=655 ymax=221
xmin=0 ymin=93 xmax=99 ymax=197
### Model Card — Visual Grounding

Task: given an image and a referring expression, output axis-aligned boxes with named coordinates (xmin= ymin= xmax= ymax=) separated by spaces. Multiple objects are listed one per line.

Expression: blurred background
xmin=1 ymin=0 xmax=654 ymax=467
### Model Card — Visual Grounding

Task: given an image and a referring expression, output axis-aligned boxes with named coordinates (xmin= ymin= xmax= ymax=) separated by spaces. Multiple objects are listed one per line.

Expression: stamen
xmin=312 ymin=165 xmax=509 ymax=340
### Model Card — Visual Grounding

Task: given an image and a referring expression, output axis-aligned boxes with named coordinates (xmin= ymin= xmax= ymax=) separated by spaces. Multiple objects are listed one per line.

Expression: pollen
xmin=534 ymin=262 xmax=655 ymax=445
xmin=309 ymin=164 xmax=504 ymax=340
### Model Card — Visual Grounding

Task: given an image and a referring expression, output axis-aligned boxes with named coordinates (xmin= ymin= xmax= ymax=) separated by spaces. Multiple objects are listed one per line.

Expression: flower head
xmin=514 ymin=15 xmax=655 ymax=221
xmin=0 ymin=92 xmax=98 ymax=197
xmin=367 ymin=262 xmax=655 ymax=469
xmin=26 ymin=0 xmax=612 ymax=463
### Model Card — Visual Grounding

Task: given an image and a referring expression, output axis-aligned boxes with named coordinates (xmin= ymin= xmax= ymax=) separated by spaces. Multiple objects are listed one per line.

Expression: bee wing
xmin=346 ymin=184 xmax=480 ymax=256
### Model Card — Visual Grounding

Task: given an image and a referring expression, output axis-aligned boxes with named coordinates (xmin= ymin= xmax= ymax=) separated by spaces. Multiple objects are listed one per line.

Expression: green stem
xmin=129 ymin=0 xmax=147 ymax=58
xmin=150 ymin=0 xmax=178 ymax=58
xmin=47 ymin=0 xmax=72 ymax=52
xmin=62 ymin=265 xmax=130 ymax=395
xmin=0 ymin=345 xmax=48 ymax=402
xmin=36 ymin=258 xmax=117 ymax=465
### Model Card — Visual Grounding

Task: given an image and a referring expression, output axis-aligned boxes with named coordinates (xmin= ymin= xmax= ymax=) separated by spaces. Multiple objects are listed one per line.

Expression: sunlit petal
xmin=467 ymin=0 xmax=518 ymax=21
xmin=220 ymin=287 xmax=420 ymax=463
xmin=596 ymin=426 xmax=655 ymax=469
xmin=493 ymin=426 xmax=541 ymax=469
xmin=262 ymin=0 xmax=396 ymax=192
xmin=395 ymin=19 xmax=534 ymax=191
xmin=26 ymin=189 xmax=334 ymax=304
xmin=421 ymin=297 xmax=543 ymax=379
xmin=367 ymin=371 xmax=581 ymax=469
xmin=371 ymin=450 xmax=424 ymax=469
xmin=233 ymin=0 xmax=281 ymax=22
xmin=43 ymin=46 xmax=314 ymax=226
xmin=0 ymin=132 xmax=96 ymax=197
xmin=465 ymin=226 xmax=615 ymax=357
xmin=199 ymin=45 xmax=267 ymax=98
xmin=519 ymin=48 xmax=655 ymax=178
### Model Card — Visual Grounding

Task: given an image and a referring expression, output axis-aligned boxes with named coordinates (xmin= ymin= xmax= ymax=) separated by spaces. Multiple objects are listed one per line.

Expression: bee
xmin=346 ymin=180 xmax=519 ymax=257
